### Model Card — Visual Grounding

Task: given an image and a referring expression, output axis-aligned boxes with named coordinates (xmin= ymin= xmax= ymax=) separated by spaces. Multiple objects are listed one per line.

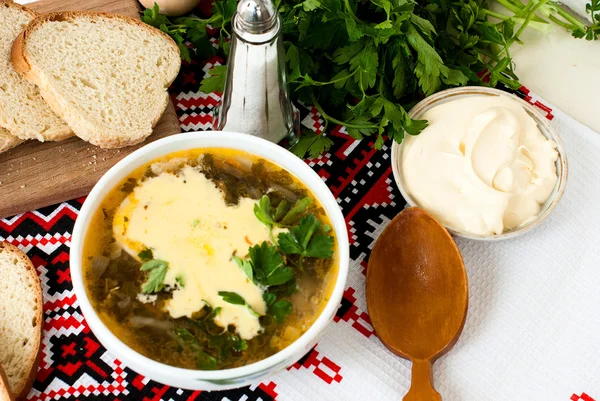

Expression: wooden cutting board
xmin=0 ymin=0 xmax=182 ymax=218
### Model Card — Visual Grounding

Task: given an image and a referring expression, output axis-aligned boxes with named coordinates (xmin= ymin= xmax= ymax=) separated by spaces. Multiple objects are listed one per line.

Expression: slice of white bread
xmin=0 ymin=242 xmax=43 ymax=401
xmin=0 ymin=364 xmax=14 ymax=401
xmin=0 ymin=1 xmax=72 ymax=142
xmin=12 ymin=12 xmax=181 ymax=149
xmin=0 ymin=127 xmax=23 ymax=154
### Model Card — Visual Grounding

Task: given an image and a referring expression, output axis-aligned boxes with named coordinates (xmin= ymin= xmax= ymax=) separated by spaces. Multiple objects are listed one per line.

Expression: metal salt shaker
xmin=213 ymin=0 xmax=299 ymax=144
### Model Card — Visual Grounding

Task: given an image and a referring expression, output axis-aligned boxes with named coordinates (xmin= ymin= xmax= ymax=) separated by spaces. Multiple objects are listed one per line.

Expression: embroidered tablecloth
xmin=1 ymin=56 xmax=599 ymax=401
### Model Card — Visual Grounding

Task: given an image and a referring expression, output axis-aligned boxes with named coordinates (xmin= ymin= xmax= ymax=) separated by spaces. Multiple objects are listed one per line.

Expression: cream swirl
xmin=401 ymin=95 xmax=558 ymax=236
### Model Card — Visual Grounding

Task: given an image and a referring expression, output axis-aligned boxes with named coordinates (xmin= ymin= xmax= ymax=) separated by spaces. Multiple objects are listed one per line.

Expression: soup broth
xmin=83 ymin=149 xmax=338 ymax=370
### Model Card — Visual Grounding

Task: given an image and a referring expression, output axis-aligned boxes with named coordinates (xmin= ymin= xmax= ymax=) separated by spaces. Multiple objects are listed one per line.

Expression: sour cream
xmin=401 ymin=95 xmax=559 ymax=236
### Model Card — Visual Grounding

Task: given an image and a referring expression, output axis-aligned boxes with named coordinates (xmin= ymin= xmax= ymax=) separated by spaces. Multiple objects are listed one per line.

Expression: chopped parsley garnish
xmin=174 ymin=328 xmax=218 ymax=370
xmin=262 ymin=292 xmax=276 ymax=306
xmin=138 ymin=248 xmax=153 ymax=261
xmin=254 ymin=196 xmax=313 ymax=229
xmin=232 ymin=255 xmax=253 ymax=282
xmin=269 ymin=300 xmax=293 ymax=324
xmin=263 ymin=291 xmax=293 ymax=323
xmin=218 ymin=291 xmax=260 ymax=317
xmin=217 ymin=291 xmax=246 ymax=305
xmin=280 ymin=197 xmax=312 ymax=226
xmin=278 ymin=215 xmax=334 ymax=259
xmin=175 ymin=275 xmax=185 ymax=287
xmin=140 ymin=259 xmax=168 ymax=293
xmin=249 ymin=242 xmax=294 ymax=287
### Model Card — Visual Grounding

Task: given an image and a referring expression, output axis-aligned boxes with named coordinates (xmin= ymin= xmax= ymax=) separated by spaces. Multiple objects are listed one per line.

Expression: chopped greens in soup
xmin=83 ymin=149 xmax=338 ymax=370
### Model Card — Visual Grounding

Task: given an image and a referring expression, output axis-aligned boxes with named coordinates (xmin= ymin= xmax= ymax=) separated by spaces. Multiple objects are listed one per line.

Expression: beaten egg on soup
xmin=83 ymin=149 xmax=338 ymax=370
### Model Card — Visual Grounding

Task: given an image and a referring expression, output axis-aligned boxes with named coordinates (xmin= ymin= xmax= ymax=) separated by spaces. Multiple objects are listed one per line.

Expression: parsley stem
xmin=343 ymin=0 xmax=364 ymax=24
xmin=548 ymin=14 xmax=577 ymax=30
xmin=289 ymin=70 xmax=357 ymax=87
xmin=484 ymin=9 xmax=512 ymax=20
xmin=508 ymin=0 xmax=550 ymax=46
xmin=494 ymin=0 xmax=547 ymax=23
xmin=550 ymin=4 xmax=587 ymax=31
xmin=311 ymin=94 xmax=378 ymax=130
xmin=485 ymin=9 xmax=553 ymax=33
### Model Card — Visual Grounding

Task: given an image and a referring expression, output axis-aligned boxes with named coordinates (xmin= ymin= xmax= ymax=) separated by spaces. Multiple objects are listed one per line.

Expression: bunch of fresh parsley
xmin=143 ymin=0 xmax=598 ymax=157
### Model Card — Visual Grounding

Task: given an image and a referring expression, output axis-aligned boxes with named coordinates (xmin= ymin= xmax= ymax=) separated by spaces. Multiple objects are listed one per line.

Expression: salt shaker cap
xmin=234 ymin=0 xmax=278 ymax=35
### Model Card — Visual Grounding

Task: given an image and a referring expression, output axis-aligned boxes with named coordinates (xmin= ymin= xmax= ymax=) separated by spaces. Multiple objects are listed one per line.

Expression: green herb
xmin=140 ymin=260 xmax=169 ymax=293
xmin=278 ymin=215 xmax=334 ymax=259
xmin=254 ymin=196 xmax=276 ymax=230
xmin=232 ymin=338 xmax=248 ymax=352
xmin=138 ymin=248 xmax=153 ymax=261
xmin=573 ymin=0 xmax=600 ymax=39
xmin=141 ymin=2 xmax=230 ymax=62
xmin=199 ymin=65 xmax=228 ymax=94
xmin=175 ymin=328 xmax=198 ymax=344
xmin=254 ymin=195 xmax=312 ymax=229
xmin=233 ymin=255 xmax=254 ymax=282
xmin=273 ymin=199 xmax=291 ymax=221
xmin=120 ymin=178 xmax=137 ymax=193
xmin=263 ymin=291 xmax=277 ymax=306
xmin=192 ymin=219 xmax=200 ymax=228
xmin=290 ymin=130 xmax=335 ymax=159
xmin=143 ymin=0 xmax=599 ymax=159
xmin=262 ymin=291 xmax=293 ymax=323
xmin=176 ymin=275 xmax=185 ymax=287
xmin=174 ymin=328 xmax=218 ymax=370
xmin=280 ymin=197 xmax=313 ymax=226
xmin=249 ymin=242 xmax=295 ymax=286
xmin=218 ymin=291 xmax=261 ymax=317
xmin=217 ymin=291 xmax=246 ymax=305
xmin=196 ymin=350 xmax=218 ymax=370
xmin=269 ymin=300 xmax=293 ymax=323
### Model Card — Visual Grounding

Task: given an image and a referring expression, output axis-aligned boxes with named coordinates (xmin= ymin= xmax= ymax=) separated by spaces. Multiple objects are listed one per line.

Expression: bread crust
xmin=1 ymin=1 xmax=73 ymax=142
xmin=0 ymin=242 xmax=43 ymax=401
xmin=0 ymin=0 xmax=37 ymax=20
xmin=0 ymin=364 xmax=15 ymax=401
xmin=11 ymin=11 xmax=181 ymax=149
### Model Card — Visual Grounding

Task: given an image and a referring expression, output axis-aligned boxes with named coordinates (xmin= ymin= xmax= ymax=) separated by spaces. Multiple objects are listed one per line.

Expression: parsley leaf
xmin=273 ymin=200 xmax=291 ymax=222
xmin=232 ymin=255 xmax=253 ymax=282
xmin=254 ymin=196 xmax=276 ymax=229
xmin=263 ymin=291 xmax=277 ymax=306
xmin=199 ymin=65 xmax=227 ymax=94
xmin=280 ymin=197 xmax=312 ymax=226
xmin=138 ymin=248 xmax=153 ymax=261
xmin=218 ymin=291 xmax=261 ymax=317
xmin=269 ymin=300 xmax=293 ymax=323
xmin=175 ymin=275 xmax=185 ymax=287
xmin=232 ymin=338 xmax=248 ymax=352
xmin=278 ymin=215 xmax=334 ymax=259
xmin=196 ymin=351 xmax=218 ymax=370
xmin=174 ymin=328 xmax=218 ymax=369
xmin=217 ymin=291 xmax=245 ymax=305
xmin=290 ymin=131 xmax=334 ymax=160
xmin=254 ymin=196 xmax=312 ymax=229
xmin=140 ymin=260 xmax=169 ymax=293
xmin=249 ymin=242 xmax=294 ymax=286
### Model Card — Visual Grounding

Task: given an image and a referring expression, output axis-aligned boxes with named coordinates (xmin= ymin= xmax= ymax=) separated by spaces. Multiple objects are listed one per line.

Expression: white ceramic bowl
xmin=391 ymin=87 xmax=568 ymax=241
xmin=70 ymin=131 xmax=349 ymax=390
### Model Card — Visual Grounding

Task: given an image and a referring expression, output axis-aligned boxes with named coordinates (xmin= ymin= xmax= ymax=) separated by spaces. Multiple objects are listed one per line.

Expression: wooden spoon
xmin=366 ymin=207 xmax=468 ymax=401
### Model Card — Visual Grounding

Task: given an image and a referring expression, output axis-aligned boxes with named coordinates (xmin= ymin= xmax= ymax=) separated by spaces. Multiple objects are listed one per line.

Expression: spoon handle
xmin=403 ymin=360 xmax=442 ymax=401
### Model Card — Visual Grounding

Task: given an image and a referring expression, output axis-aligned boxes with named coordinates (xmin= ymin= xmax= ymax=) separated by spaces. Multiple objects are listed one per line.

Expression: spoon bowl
xmin=366 ymin=207 xmax=468 ymax=400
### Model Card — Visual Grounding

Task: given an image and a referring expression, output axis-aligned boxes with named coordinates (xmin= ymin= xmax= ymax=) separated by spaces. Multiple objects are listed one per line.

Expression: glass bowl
xmin=391 ymin=86 xmax=568 ymax=241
